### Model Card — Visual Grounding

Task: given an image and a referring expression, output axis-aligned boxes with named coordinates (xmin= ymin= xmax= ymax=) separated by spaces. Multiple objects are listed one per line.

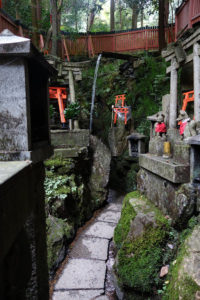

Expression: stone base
xmin=139 ymin=153 xmax=190 ymax=183
xmin=51 ymin=129 xmax=90 ymax=149
xmin=137 ymin=168 xmax=196 ymax=225
xmin=174 ymin=142 xmax=190 ymax=164
xmin=149 ymin=138 xmax=165 ymax=156
xmin=53 ymin=147 xmax=88 ymax=158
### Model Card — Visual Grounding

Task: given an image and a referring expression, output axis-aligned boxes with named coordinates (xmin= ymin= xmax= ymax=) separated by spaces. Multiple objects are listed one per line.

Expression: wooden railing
xmin=0 ymin=9 xmax=28 ymax=37
xmin=0 ymin=7 xmax=175 ymax=56
xmin=175 ymin=0 xmax=200 ymax=38
xmin=62 ymin=27 xmax=175 ymax=57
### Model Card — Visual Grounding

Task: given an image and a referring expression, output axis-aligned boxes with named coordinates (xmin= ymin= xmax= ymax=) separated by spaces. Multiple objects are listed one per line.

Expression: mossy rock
xmin=163 ymin=222 xmax=200 ymax=300
xmin=46 ymin=215 xmax=74 ymax=270
xmin=114 ymin=191 xmax=170 ymax=293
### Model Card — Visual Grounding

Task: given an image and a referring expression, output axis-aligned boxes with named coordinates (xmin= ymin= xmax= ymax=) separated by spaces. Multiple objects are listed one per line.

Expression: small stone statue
xmin=154 ymin=113 xmax=167 ymax=139
xmin=176 ymin=110 xmax=196 ymax=139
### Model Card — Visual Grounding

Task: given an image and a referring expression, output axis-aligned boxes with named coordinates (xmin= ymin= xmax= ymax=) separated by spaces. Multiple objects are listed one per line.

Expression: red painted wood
xmin=176 ymin=0 xmax=200 ymax=39
xmin=62 ymin=27 xmax=174 ymax=56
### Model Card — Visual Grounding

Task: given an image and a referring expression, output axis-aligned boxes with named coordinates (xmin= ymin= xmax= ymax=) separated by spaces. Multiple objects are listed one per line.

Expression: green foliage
xmin=44 ymin=175 xmax=73 ymax=202
xmin=64 ymin=102 xmax=80 ymax=119
xmin=78 ymin=54 xmax=169 ymax=141
xmin=4 ymin=0 xmax=50 ymax=32
xmin=114 ymin=191 xmax=170 ymax=293
xmin=131 ymin=55 xmax=170 ymax=135
xmin=49 ymin=104 xmax=56 ymax=119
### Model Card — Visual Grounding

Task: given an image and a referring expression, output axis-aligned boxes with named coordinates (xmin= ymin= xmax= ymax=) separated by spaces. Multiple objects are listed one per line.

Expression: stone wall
xmin=45 ymin=133 xmax=111 ymax=273
xmin=137 ymin=168 xmax=196 ymax=227
xmin=0 ymin=162 xmax=49 ymax=300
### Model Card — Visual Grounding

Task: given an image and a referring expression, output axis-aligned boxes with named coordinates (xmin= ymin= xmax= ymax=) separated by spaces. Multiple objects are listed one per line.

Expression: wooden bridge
xmin=0 ymin=0 xmax=200 ymax=57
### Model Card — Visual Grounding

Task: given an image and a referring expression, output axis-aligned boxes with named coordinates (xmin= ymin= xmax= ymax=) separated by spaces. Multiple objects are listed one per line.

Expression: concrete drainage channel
xmin=52 ymin=190 xmax=123 ymax=300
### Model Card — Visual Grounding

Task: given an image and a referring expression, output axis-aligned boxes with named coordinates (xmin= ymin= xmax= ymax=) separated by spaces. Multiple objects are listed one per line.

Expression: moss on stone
xmin=46 ymin=215 xmax=74 ymax=270
xmin=163 ymin=218 xmax=199 ymax=300
xmin=114 ymin=191 xmax=170 ymax=293
xmin=44 ymin=157 xmax=74 ymax=169
xmin=114 ymin=192 xmax=137 ymax=248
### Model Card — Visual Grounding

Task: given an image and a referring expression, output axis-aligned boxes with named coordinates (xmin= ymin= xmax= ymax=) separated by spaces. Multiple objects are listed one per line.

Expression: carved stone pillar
xmin=169 ymin=58 xmax=178 ymax=129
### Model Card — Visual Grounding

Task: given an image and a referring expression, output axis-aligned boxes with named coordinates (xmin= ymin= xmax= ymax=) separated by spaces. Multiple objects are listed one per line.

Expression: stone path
xmin=53 ymin=191 xmax=123 ymax=300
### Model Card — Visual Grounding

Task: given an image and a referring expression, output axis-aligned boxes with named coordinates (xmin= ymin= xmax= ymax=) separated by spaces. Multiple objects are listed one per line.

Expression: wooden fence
xmin=63 ymin=27 xmax=175 ymax=57
xmin=175 ymin=0 xmax=200 ymax=38
xmin=0 ymin=9 xmax=28 ymax=37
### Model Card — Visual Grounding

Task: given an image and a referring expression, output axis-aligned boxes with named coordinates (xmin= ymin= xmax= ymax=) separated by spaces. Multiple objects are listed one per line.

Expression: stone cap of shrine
xmin=147 ymin=111 xmax=165 ymax=122
xmin=0 ymin=29 xmax=57 ymax=76
xmin=127 ymin=132 xmax=146 ymax=140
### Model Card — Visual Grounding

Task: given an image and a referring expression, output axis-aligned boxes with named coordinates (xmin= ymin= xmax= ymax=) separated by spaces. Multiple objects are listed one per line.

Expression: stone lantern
xmin=127 ymin=133 xmax=146 ymax=157
xmin=0 ymin=29 xmax=57 ymax=162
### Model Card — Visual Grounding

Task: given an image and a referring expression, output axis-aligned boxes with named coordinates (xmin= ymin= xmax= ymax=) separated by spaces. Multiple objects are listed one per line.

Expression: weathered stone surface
xmin=108 ymin=121 xmax=129 ymax=157
xmin=83 ymin=221 xmax=116 ymax=239
xmin=174 ymin=142 xmax=190 ymax=164
xmin=89 ymin=135 xmax=111 ymax=206
xmin=137 ymin=168 xmax=196 ymax=225
xmin=46 ymin=216 xmax=74 ymax=270
xmin=53 ymin=147 xmax=88 ymax=158
xmin=139 ymin=154 xmax=190 ymax=183
xmin=69 ymin=236 xmax=109 ymax=260
xmin=149 ymin=138 xmax=165 ymax=156
xmin=127 ymin=212 xmax=156 ymax=239
xmin=166 ymin=225 xmax=200 ymax=299
xmin=107 ymin=203 xmax=122 ymax=212
xmin=94 ymin=296 xmax=110 ymax=300
xmin=54 ymin=258 xmax=106 ymax=290
xmin=53 ymin=289 xmax=104 ymax=300
xmin=97 ymin=210 xmax=121 ymax=224
xmin=180 ymin=225 xmax=200 ymax=285
xmin=51 ymin=129 xmax=90 ymax=149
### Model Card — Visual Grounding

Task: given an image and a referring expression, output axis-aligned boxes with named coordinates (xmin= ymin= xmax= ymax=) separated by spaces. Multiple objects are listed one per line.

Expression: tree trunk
xmin=132 ymin=6 xmax=138 ymax=29
xmin=141 ymin=9 xmax=144 ymax=27
xmin=110 ymin=0 xmax=115 ymax=31
xmin=36 ymin=0 xmax=41 ymax=23
xmin=51 ymin=0 xmax=58 ymax=56
xmin=119 ymin=5 xmax=123 ymax=30
xmin=15 ymin=0 xmax=20 ymax=19
xmin=87 ymin=10 xmax=95 ymax=32
xmin=31 ymin=0 xmax=38 ymax=47
xmin=164 ymin=0 xmax=169 ymax=26
xmin=159 ymin=0 xmax=166 ymax=52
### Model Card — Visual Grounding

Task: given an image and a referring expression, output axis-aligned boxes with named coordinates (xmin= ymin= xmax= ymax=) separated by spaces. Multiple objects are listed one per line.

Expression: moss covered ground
xmin=114 ymin=191 xmax=171 ymax=294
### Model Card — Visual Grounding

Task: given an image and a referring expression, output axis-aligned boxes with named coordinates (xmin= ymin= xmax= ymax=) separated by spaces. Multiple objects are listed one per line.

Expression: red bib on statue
xmin=155 ymin=123 xmax=166 ymax=133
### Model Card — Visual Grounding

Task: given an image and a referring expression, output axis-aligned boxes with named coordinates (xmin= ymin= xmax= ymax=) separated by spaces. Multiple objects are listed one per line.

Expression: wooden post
xmin=169 ymin=58 xmax=178 ymax=128
xmin=193 ymin=43 xmax=200 ymax=122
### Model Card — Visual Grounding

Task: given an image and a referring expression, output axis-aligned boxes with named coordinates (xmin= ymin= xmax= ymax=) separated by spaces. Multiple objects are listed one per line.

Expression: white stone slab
xmin=53 ymin=289 xmax=104 ymax=300
xmin=97 ymin=210 xmax=121 ymax=223
xmin=83 ymin=221 xmax=116 ymax=239
xmin=54 ymin=258 xmax=106 ymax=290
xmin=70 ymin=236 xmax=109 ymax=260
xmin=107 ymin=203 xmax=122 ymax=212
